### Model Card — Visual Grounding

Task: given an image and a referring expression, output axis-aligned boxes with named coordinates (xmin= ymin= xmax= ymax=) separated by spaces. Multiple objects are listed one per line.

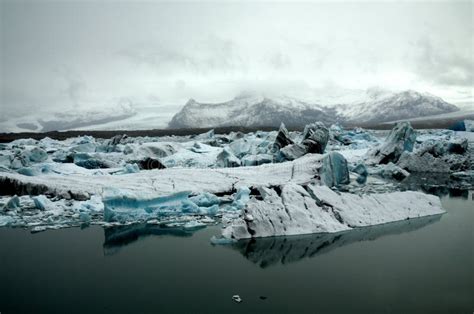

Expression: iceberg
xmin=0 ymin=215 xmax=14 ymax=226
xmin=221 ymin=183 xmax=444 ymax=240
xmin=397 ymin=137 xmax=470 ymax=173
xmin=372 ymin=163 xmax=410 ymax=181
xmin=2 ymin=195 xmax=20 ymax=211
xmin=320 ymin=152 xmax=350 ymax=187
xmin=367 ymin=121 xmax=416 ymax=164
xmin=273 ymin=123 xmax=294 ymax=151
xmin=351 ymin=163 xmax=368 ymax=184
xmin=215 ymin=147 xmax=241 ymax=168
xmin=301 ymin=122 xmax=329 ymax=154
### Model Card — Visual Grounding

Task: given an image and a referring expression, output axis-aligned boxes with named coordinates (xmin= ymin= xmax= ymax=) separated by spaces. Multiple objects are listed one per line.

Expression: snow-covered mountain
xmin=0 ymin=88 xmax=462 ymax=133
xmin=169 ymin=93 xmax=341 ymax=129
xmin=169 ymin=89 xmax=460 ymax=128
xmin=332 ymin=88 xmax=460 ymax=124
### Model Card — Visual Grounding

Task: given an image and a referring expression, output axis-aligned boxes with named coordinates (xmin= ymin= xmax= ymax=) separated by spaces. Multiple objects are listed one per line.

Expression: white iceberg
xmin=221 ymin=184 xmax=444 ymax=240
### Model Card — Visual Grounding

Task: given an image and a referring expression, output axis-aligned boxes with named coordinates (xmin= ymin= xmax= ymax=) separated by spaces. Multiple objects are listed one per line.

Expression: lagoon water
xmin=0 ymin=193 xmax=472 ymax=314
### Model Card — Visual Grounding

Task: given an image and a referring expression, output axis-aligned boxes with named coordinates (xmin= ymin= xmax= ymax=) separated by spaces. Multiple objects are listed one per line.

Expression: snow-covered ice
xmin=0 ymin=121 xmax=469 ymax=239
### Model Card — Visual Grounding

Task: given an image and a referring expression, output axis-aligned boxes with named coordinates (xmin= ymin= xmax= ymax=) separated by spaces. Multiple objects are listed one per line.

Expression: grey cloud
xmin=54 ymin=66 xmax=87 ymax=108
xmin=412 ymin=38 xmax=473 ymax=87
xmin=266 ymin=51 xmax=292 ymax=69
xmin=119 ymin=36 xmax=244 ymax=75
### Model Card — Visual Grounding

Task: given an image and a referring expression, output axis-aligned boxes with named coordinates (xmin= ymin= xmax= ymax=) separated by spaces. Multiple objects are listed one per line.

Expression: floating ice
xmin=221 ymin=183 xmax=445 ymax=239
xmin=241 ymin=154 xmax=273 ymax=166
xmin=2 ymin=195 xmax=20 ymax=211
xmin=368 ymin=121 xmax=416 ymax=164
xmin=372 ymin=163 xmax=410 ymax=181
xmin=301 ymin=122 xmax=329 ymax=154
xmin=352 ymin=163 xmax=368 ymax=184
xmin=398 ymin=137 xmax=470 ymax=173
xmin=273 ymin=123 xmax=294 ymax=151
xmin=216 ymin=147 xmax=241 ymax=168
xmin=0 ymin=215 xmax=14 ymax=226
xmin=320 ymin=152 xmax=350 ymax=187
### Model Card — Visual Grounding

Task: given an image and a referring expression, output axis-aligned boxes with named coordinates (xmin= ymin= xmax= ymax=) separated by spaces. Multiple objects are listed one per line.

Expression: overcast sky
xmin=1 ymin=1 xmax=472 ymax=119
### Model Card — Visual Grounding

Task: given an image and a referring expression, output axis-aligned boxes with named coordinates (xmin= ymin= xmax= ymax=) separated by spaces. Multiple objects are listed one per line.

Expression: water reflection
xmin=103 ymin=223 xmax=195 ymax=255
xmin=400 ymin=173 xmax=471 ymax=198
xmin=225 ymin=214 xmax=442 ymax=268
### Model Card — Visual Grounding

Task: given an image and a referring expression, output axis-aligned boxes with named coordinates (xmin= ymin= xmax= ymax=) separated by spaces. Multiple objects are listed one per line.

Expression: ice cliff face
xmin=169 ymin=90 xmax=459 ymax=128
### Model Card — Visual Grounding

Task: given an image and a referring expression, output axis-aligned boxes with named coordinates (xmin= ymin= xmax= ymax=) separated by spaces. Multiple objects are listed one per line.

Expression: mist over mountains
xmin=0 ymin=88 xmax=465 ymax=133
xmin=169 ymin=89 xmax=460 ymax=129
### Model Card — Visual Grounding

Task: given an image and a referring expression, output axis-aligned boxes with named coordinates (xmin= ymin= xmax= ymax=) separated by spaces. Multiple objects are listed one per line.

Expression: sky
xmin=1 ymin=0 xmax=473 ymax=120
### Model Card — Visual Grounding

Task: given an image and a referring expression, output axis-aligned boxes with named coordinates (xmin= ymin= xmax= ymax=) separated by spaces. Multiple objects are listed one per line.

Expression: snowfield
xmin=1 ymin=121 xmax=472 ymax=241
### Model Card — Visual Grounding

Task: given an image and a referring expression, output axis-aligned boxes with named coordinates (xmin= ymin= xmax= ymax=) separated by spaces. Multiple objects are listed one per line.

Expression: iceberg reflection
xmin=224 ymin=214 xmax=442 ymax=268
xmin=103 ymin=223 xmax=194 ymax=255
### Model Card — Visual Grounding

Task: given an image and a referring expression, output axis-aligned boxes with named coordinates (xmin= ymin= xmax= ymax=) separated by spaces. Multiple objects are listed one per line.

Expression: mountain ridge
xmin=169 ymin=89 xmax=459 ymax=129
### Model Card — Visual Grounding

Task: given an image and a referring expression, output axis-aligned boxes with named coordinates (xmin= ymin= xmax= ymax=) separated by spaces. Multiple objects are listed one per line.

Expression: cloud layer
xmin=1 ymin=1 xmax=472 ymax=119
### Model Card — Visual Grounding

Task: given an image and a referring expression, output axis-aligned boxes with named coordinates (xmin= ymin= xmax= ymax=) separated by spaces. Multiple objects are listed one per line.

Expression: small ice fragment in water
xmin=183 ymin=220 xmax=206 ymax=229
xmin=232 ymin=295 xmax=242 ymax=303
xmin=210 ymin=236 xmax=237 ymax=245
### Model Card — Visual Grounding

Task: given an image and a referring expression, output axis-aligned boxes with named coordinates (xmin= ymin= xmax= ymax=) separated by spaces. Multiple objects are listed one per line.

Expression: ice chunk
xmin=273 ymin=123 xmax=294 ymax=151
xmin=352 ymin=163 xmax=368 ymax=184
xmin=464 ymin=120 xmax=474 ymax=132
xmin=301 ymin=122 xmax=329 ymax=154
xmin=70 ymin=142 xmax=96 ymax=153
xmin=210 ymin=235 xmax=237 ymax=245
xmin=195 ymin=129 xmax=215 ymax=140
xmin=0 ymin=155 xmax=12 ymax=170
xmin=320 ymin=152 xmax=350 ymax=187
xmin=0 ymin=215 xmax=14 ymax=226
xmin=115 ymin=163 xmax=140 ymax=174
xmin=23 ymin=147 xmax=48 ymax=163
xmin=231 ymin=186 xmax=250 ymax=210
xmin=79 ymin=212 xmax=91 ymax=223
xmin=97 ymin=134 xmax=128 ymax=153
xmin=447 ymin=138 xmax=468 ymax=154
xmin=2 ymin=195 xmax=20 ymax=211
xmin=397 ymin=137 xmax=470 ymax=173
xmin=136 ymin=157 xmax=166 ymax=170
xmin=222 ymin=186 xmax=251 ymax=212
xmin=229 ymin=138 xmax=252 ymax=158
xmin=73 ymin=153 xmax=116 ymax=169
xmin=189 ymin=193 xmax=220 ymax=207
xmin=33 ymin=195 xmax=53 ymax=211
xmin=102 ymin=189 xmax=220 ymax=222
xmin=137 ymin=142 xmax=178 ymax=158
xmin=241 ymin=154 xmax=273 ymax=166
xmin=278 ymin=143 xmax=307 ymax=162
xmin=216 ymin=148 xmax=241 ymax=168
xmin=17 ymin=164 xmax=54 ymax=176
xmin=103 ymin=189 xmax=192 ymax=222
xmin=372 ymin=163 xmax=410 ymax=181
xmin=73 ymin=195 xmax=104 ymax=213
xmin=367 ymin=121 xmax=416 ymax=164
xmin=183 ymin=220 xmax=206 ymax=229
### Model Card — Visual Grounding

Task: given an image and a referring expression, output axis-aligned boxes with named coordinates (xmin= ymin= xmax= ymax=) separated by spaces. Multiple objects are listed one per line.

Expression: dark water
xmin=0 ymin=194 xmax=472 ymax=314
